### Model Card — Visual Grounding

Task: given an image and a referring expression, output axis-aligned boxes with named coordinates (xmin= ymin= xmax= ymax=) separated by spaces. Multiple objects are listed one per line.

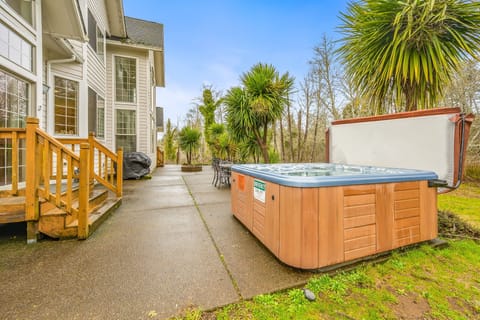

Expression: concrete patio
xmin=0 ymin=165 xmax=312 ymax=319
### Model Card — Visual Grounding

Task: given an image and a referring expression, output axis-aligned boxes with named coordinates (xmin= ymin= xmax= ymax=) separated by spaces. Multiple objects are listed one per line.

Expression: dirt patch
xmin=447 ymin=296 xmax=480 ymax=317
xmin=438 ymin=210 xmax=480 ymax=239
xmin=200 ymin=312 xmax=217 ymax=320
xmin=391 ymin=293 xmax=431 ymax=320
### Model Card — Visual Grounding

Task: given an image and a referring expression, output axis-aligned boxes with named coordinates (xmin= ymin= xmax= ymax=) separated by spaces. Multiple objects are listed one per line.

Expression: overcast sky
xmin=122 ymin=0 xmax=350 ymax=126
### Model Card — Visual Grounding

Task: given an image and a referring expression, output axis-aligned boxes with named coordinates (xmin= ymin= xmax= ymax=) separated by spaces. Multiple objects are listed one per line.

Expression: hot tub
xmin=230 ymin=163 xmax=439 ymax=270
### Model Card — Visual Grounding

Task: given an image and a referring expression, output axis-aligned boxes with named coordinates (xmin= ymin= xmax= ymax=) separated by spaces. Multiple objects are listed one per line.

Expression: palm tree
xmin=178 ymin=126 xmax=201 ymax=165
xmin=338 ymin=0 xmax=480 ymax=112
xmin=224 ymin=63 xmax=294 ymax=163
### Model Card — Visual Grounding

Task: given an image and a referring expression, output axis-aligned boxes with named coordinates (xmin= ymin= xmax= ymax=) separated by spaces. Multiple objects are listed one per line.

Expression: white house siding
xmin=85 ymin=0 xmax=108 ymax=96
xmin=86 ymin=47 xmax=105 ymax=97
xmin=105 ymin=45 xmax=156 ymax=167
xmin=87 ymin=0 xmax=109 ymax=35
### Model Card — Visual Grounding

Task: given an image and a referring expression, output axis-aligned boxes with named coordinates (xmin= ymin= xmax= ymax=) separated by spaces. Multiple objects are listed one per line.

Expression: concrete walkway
xmin=0 ymin=165 xmax=312 ymax=319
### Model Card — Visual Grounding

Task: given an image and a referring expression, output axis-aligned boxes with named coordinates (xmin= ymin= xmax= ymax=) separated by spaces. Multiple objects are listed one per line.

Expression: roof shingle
xmin=124 ymin=16 xmax=164 ymax=49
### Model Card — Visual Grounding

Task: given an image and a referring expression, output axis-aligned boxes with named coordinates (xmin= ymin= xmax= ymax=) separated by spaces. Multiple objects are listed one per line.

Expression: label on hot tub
xmin=254 ymin=179 xmax=266 ymax=203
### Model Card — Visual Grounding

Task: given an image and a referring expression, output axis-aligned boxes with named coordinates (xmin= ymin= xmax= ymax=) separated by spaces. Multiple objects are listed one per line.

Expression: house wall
xmin=86 ymin=0 xmax=107 ymax=97
xmin=106 ymin=44 xmax=157 ymax=168
xmin=0 ymin=1 xmax=43 ymax=120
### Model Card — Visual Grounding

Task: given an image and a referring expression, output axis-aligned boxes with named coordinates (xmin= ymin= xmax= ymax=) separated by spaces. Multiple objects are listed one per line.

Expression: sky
xmin=122 ymin=0 xmax=350 ymax=127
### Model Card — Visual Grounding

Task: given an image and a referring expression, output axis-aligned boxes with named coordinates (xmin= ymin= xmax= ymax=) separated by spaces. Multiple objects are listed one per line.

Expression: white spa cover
xmin=329 ymin=110 xmax=458 ymax=187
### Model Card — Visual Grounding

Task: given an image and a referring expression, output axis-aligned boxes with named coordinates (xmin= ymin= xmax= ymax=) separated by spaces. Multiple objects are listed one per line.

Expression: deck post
xmin=116 ymin=148 xmax=123 ymax=197
xmin=25 ymin=118 xmax=39 ymax=243
xmin=78 ymin=143 xmax=90 ymax=240
xmin=88 ymin=132 xmax=95 ymax=185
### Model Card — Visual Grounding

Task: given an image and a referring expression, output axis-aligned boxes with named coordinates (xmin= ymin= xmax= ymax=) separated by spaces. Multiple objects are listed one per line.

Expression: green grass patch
xmin=174 ymin=241 xmax=480 ymax=319
xmin=438 ymin=182 xmax=480 ymax=229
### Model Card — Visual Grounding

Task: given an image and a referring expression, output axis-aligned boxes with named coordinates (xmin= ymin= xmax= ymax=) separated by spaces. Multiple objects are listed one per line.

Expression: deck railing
xmin=0 ymin=128 xmax=27 ymax=196
xmin=0 ymin=118 xmax=123 ymax=240
xmin=57 ymin=132 xmax=123 ymax=198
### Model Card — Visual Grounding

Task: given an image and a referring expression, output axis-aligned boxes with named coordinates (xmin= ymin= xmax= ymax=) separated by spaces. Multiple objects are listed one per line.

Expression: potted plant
xmin=178 ymin=126 xmax=202 ymax=172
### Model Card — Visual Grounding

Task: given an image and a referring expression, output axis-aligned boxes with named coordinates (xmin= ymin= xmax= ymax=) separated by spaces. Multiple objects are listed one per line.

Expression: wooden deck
xmin=0 ymin=118 xmax=123 ymax=242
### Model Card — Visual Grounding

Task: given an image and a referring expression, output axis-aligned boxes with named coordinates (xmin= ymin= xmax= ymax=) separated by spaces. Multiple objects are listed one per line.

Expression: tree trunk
xmin=301 ymin=94 xmax=311 ymax=163
xmin=296 ymin=110 xmax=302 ymax=162
xmin=311 ymin=102 xmax=321 ymax=162
xmin=404 ymin=83 xmax=418 ymax=111
xmin=287 ymin=101 xmax=294 ymax=162
xmin=280 ymin=118 xmax=285 ymax=161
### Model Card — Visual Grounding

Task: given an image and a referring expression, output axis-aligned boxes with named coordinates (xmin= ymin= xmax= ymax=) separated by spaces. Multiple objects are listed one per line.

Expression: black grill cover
xmin=123 ymin=152 xmax=151 ymax=179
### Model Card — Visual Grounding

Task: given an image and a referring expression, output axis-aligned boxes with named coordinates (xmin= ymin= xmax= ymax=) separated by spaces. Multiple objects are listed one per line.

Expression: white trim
xmin=106 ymin=39 xmax=163 ymax=52
xmin=0 ymin=56 xmax=36 ymax=82
xmin=112 ymin=53 xmax=138 ymax=104
xmin=0 ymin=1 xmax=36 ymax=36
xmin=113 ymin=108 xmax=138 ymax=152
xmin=0 ymin=68 xmax=32 ymax=124
xmin=49 ymin=73 xmax=82 ymax=137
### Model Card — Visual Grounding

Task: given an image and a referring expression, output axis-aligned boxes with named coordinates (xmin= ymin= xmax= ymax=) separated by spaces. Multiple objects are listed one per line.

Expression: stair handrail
xmin=25 ymin=118 xmax=90 ymax=239
xmin=57 ymin=132 xmax=123 ymax=197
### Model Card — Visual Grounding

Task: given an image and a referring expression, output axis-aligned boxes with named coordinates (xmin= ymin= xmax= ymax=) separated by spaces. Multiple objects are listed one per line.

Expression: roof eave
xmin=154 ymin=50 xmax=165 ymax=87
xmin=105 ymin=0 xmax=127 ymax=38
xmin=42 ymin=0 xmax=87 ymax=41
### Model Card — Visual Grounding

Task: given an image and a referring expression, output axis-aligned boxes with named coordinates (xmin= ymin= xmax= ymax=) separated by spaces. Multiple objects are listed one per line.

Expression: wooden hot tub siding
xmin=231 ymin=172 xmax=437 ymax=269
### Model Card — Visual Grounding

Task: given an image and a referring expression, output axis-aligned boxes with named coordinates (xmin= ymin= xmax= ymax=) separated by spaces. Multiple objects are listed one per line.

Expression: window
xmin=116 ymin=109 xmax=136 ymax=153
xmin=5 ymin=0 xmax=33 ymax=26
xmin=87 ymin=10 xmax=97 ymax=51
xmin=88 ymin=88 xmax=105 ymax=138
xmin=0 ymin=70 xmax=28 ymax=185
xmin=97 ymin=97 xmax=105 ymax=138
xmin=87 ymin=10 xmax=104 ymax=61
xmin=115 ymin=56 xmax=136 ymax=103
xmin=0 ymin=22 xmax=33 ymax=71
xmin=97 ymin=27 xmax=104 ymax=60
xmin=54 ymin=76 xmax=78 ymax=135
xmin=0 ymin=69 xmax=28 ymax=128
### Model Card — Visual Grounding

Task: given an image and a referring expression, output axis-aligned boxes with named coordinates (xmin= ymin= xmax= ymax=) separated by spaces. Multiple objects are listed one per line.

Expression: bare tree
xmin=310 ymin=34 xmax=342 ymax=120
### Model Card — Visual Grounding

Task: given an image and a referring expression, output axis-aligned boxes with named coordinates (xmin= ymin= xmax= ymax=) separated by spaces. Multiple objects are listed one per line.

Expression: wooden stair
xmin=0 ymin=185 xmax=121 ymax=240
xmin=39 ymin=185 xmax=121 ymax=239
xmin=0 ymin=196 xmax=26 ymax=224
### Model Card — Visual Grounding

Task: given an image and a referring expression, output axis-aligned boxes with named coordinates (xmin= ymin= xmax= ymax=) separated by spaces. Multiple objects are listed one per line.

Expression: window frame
xmin=0 ymin=21 xmax=33 ymax=72
xmin=114 ymin=55 xmax=137 ymax=104
xmin=87 ymin=9 xmax=105 ymax=63
xmin=96 ymin=96 xmax=105 ymax=139
xmin=96 ymin=26 xmax=104 ymax=61
xmin=115 ymin=109 xmax=137 ymax=153
xmin=0 ymin=69 xmax=29 ymax=186
xmin=0 ymin=68 xmax=29 ymax=128
xmin=53 ymin=75 xmax=79 ymax=136
xmin=4 ymin=0 xmax=34 ymax=27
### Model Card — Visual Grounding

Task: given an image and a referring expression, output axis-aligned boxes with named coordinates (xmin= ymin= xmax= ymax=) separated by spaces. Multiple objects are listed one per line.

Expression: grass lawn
xmin=438 ymin=182 xmax=480 ymax=229
xmin=175 ymin=182 xmax=480 ymax=320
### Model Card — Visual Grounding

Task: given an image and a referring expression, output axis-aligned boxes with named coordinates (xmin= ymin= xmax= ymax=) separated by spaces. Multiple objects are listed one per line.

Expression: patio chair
xmin=217 ymin=160 xmax=232 ymax=188
xmin=212 ymin=158 xmax=220 ymax=186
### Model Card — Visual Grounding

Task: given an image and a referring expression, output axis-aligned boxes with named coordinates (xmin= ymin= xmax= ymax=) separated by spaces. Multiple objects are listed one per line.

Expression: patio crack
xmin=182 ymin=176 xmax=243 ymax=300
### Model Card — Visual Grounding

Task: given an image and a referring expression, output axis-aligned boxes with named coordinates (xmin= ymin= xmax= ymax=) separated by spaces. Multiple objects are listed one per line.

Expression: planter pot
xmin=181 ymin=164 xmax=203 ymax=172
